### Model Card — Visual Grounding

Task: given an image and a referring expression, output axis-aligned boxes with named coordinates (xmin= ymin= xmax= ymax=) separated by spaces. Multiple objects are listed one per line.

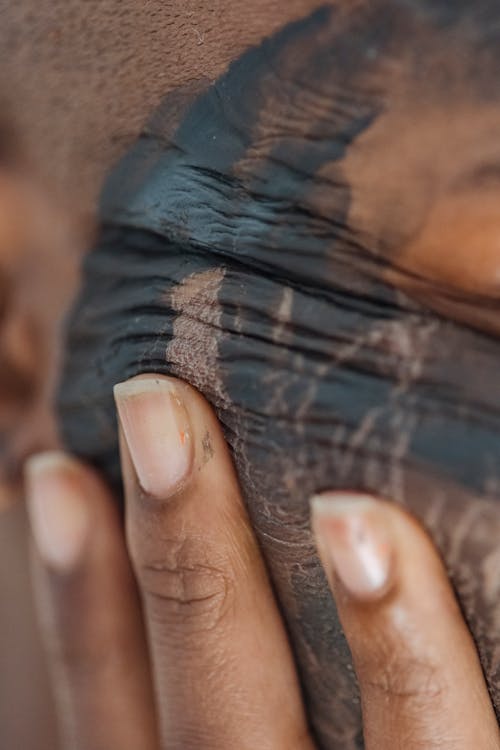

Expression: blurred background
xmin=0 ymin=113 xmax=82 ymax=750
xmin=0 ymin=4 xmax=189 ymax=745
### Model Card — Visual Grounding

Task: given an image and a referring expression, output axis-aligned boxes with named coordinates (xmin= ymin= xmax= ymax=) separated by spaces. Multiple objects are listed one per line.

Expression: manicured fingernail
xmin=114 ymin=376 xmax=194 ymax=498
xmin=311 ymin=493 xmax=393 ymax=600
xmin=25 ymin=452 xmax=90 ymax=573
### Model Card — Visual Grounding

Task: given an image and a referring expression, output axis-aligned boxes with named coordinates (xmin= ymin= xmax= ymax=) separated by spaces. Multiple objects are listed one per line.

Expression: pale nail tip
xmin=113 ymin=377 xmax=177 ymax=399
xmin=310 ymin=493 xmax=377 ymax=516
xmin=25 ymin=450 xmax=74 ymax=477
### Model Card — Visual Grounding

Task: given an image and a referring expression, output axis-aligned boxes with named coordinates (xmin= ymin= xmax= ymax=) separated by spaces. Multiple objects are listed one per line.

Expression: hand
xmin=25 ymin=374 xmax=500 ymax=749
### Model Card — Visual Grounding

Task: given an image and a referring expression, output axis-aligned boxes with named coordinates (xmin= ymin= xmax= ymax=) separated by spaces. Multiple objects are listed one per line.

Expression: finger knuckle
xmin=137 ymin=538 xmax=234 ymax=633
xmin=361 ymin=651 xmax=444 ymax=704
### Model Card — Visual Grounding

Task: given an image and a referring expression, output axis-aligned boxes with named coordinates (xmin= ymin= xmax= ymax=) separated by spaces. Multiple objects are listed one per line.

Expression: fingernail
xmin=25 ymin=452 xmax=90 ymax=573
xmin=114 ymin=376 xmax=194 ymax=498
xmin=311 ymin=493 xmax=393 ymax=599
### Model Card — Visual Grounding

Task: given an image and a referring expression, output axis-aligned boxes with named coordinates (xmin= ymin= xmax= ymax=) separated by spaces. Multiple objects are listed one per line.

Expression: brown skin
xmin=0 ymin=0 xmax=324 ymax=497
xmin=3 ymin=2 xmax=500 ymax=745
xmin=0 ymin=169 xmax=78 ymax=500
xmin=3 ymin=1 xmax=500 ymax=485
xmin=7 ymin=0 xmax=500 ymax=309
xmin=0 ymin=0 xmax=326 ymax=214
xmin=25 ymin=375 xmax=500 ymax=749
xmin=342 ymin=97 xmax=500 ymax=333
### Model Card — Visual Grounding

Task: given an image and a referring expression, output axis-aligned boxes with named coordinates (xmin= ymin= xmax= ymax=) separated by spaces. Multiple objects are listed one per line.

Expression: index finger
xmin=114 ymin=374 xmax=314 ymax=750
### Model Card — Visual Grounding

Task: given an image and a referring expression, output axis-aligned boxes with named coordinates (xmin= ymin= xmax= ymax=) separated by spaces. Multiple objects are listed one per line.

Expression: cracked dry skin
xmin=58 ymin=4 xmax=500 ymax=748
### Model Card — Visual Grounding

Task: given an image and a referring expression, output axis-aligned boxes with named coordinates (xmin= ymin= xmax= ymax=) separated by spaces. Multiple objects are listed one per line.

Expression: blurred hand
xmin=24 ymin=374 xmax=500 ymax=749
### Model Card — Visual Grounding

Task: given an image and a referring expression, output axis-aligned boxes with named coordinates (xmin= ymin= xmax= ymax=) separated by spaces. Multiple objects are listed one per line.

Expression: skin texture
xmin=58 ymin=5 xmax=500 ymax=748
xmin=0 ymin=0 xmax=326 ymax=215
xmin=25 ymin=377 xmax=500 ymax=749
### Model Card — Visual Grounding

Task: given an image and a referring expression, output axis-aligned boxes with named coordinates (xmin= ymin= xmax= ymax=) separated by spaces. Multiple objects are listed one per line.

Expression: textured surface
xmin=0 ymin=0 xmax=325 ymax=214
xmin=59 ymin=4 xmax=500 ymax=747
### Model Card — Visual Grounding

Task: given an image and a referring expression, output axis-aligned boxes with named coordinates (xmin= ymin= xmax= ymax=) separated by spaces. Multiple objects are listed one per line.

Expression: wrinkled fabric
xmin=59 ymin=4 xmax=500 ymax=747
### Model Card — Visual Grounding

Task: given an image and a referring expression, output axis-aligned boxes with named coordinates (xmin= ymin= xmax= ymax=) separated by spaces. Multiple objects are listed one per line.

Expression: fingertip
xmin=311 ymin=492 xmax=395 ymax=601
xmin=310 ymin=489 xmax=500 ymax=750
xmin=311 ymin=490 xmax=449 ymax=604
xmin=25 ymin=450 xmax=79 ymax=478
xmin=26 ymin=448 xmax=161 ymax=750
xmin=25 ymin=450 xmax=91 ymax=573
xmin=114 ymin=375 xmax=194 ymax=500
